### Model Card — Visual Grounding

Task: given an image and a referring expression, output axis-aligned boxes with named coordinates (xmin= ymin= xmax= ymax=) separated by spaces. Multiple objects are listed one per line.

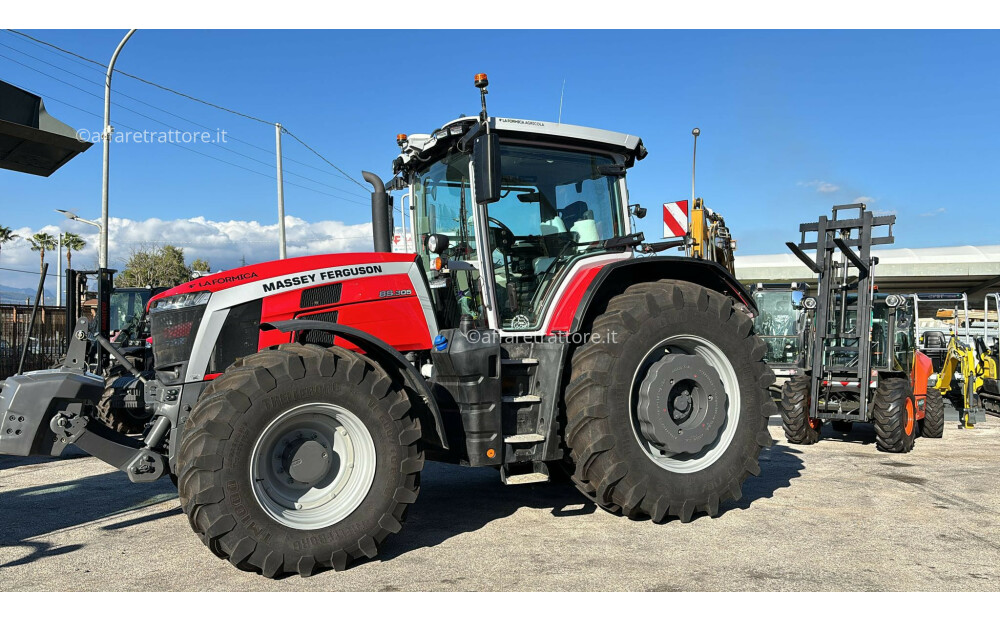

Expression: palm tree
xmin=29 ymin=232 xmax=57 ymax=274
xmin=0 ymin=225 xmax=18 ymax=268
xmin=61 ymin=232 xmax=86 ymax=272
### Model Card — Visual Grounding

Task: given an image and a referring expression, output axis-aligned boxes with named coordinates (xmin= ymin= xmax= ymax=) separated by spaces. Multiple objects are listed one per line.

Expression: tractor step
xmin=504 ymin=433 xmax=545 ymax=443
xmin=502 ymin=395 xmax=541 ymax=403
xmin=501 ymin=472 xmax=550 ymax=485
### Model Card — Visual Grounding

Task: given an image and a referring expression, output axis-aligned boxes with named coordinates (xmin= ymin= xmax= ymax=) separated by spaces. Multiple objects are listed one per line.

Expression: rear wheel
xmin=921 ymin=387 xmax=944 ymax=438
xmin=872 ymin=376 xmax=917 ymax=453
xmin=565 ymin=280 xmax=775 ymax=523
xmin=780 ymin=375 xmax=822 ymax=444
xmin=177 ymin=343 xmax=423 ymax=578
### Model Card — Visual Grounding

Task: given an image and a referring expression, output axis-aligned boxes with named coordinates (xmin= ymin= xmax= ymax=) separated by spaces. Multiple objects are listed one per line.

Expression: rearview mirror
xmin=473 ymin=133 xmax=501 ymax=205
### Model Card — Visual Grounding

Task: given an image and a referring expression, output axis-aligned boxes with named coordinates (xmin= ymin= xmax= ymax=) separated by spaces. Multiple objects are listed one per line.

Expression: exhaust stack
xmin=363 ymin=171 xmax=391 ymax=253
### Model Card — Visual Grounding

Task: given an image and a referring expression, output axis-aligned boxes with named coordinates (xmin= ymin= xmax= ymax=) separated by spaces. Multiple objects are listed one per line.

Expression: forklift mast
xmin=786 ymin=203 xmax=895 ymax=419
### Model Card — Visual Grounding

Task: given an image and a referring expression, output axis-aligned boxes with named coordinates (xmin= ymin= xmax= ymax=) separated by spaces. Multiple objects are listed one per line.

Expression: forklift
xmin=64 ymin=268 xmax=163 ymax=433
xmin=779 ymin=204 xmax=941 ymax=452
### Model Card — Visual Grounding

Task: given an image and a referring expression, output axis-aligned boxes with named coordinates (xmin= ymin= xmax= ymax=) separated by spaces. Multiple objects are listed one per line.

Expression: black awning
xmin=0 ymin=80 xmax=94 ymax=177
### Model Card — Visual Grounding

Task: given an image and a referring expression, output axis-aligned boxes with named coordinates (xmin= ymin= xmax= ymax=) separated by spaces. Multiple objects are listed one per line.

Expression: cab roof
xmin=396 ymin=116 xmax=647 ymax=174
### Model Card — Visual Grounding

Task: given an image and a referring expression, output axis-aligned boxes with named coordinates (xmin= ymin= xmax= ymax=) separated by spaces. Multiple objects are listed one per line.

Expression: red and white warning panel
xmin=663 ymin=200 xmax=689 ymax=238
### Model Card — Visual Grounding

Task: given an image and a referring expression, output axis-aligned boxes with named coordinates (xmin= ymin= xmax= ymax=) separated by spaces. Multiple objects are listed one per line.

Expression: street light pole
xmin=100 ymin=29 xmax=136 ymax=270
xmin=275 ymin=123 xmax=287 ymax=260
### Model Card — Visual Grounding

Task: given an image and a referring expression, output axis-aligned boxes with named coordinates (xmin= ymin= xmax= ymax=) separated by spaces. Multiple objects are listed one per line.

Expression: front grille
xmin=150 ymin=306 xmax=206 ymax=369
xmin=208 ymin=299 xmax=263 ymax=374
xmin=301 ymin=283 xmax=342 ymax=308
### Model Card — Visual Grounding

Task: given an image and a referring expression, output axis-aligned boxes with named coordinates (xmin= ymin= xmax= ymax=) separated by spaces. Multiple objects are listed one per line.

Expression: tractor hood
xmin=151 ymin=252 xmax=417 ymax=305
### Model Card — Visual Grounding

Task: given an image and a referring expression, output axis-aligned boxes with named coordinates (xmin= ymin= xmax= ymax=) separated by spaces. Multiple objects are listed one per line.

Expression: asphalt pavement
xmin=1 ymin=416 xmax=998 ymax=591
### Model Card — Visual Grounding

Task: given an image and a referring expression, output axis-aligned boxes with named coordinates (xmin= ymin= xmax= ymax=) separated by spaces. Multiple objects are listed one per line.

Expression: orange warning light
xmin=474 ymin=73 xmax=488 ymax=88
xmin=486 ymin=449 xmax=496 ymax=459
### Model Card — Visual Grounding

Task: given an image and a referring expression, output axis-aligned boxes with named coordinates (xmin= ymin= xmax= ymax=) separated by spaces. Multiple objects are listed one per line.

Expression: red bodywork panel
xmin=150 ymin=253 xmax=433 ymax=375
xmin=911 ymin=350 xmax=934 ymax=420
xmin=258 ymin=272 xmax=431 ymax=352
xmin=151 ymin=252 xmax=417 ymax=301
xmin=546 ymin=265 xmax=604 ymax=334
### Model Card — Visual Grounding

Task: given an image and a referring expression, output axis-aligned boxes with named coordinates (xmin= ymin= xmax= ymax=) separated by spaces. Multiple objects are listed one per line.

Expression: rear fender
xmin=260 ymin=320 xmax=448 ymax=450
xmin=568 ymin=256 xmax=757 ymax=334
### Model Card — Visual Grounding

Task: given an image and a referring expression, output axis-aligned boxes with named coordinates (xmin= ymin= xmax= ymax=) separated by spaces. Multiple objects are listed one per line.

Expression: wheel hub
xmin=282 ymin=438 xmax=332 ymax=485
xmin=636 ymin=353 xmax=727 ymax=455
xmin=250 ymin=403 xmax=376 ymax=530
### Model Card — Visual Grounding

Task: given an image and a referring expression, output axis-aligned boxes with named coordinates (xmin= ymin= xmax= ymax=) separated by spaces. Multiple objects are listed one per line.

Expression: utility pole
xmin=100 ymin=29 xmax=136 ymax=270
xmin=275 ymin=123 xmax=287 ymax=260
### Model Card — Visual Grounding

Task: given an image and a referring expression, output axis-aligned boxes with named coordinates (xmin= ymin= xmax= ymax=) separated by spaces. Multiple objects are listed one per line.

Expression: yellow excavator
xmin=688 ymin=198 xmax=736 ymax=274
xmin=934 ymin=334 xmax=996 ymax=428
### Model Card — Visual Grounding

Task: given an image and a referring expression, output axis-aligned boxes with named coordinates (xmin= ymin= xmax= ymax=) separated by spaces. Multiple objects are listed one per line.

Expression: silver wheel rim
xmin=250 ymin=402 xmax=376 ymax=530
xmin=630 ymin=335 xmax=742 ymax=473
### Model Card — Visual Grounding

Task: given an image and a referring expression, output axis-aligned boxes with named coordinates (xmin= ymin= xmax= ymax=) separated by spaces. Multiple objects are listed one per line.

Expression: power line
xmin=5 ymin=29 xmax=372 ymax=192
xmin=282 ymin=128 xmax=370 ymax=191
xmin=2 ymin=53 xmax=371 ymax=205
xmin=7 ymin=29 xmax=275 ymax=125
xmin=2 ymin=74 xmax=370 ymax=207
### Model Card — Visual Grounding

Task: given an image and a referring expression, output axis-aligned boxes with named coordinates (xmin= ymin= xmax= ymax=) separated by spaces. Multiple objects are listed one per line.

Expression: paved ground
xmin=2 ymin=415 xmax=998 ymax=591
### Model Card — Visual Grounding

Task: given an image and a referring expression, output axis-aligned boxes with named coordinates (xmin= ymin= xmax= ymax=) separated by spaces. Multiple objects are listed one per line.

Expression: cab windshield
xmin=411 ymin=142 xmax=627 ymax=331
xmin=486 ymin=143 xmax=625 ymax=330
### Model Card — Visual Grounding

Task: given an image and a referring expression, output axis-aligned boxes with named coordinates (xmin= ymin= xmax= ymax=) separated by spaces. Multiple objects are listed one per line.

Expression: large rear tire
xmin=780 ymin=374 xmax=822 ymax=444
xmin=177 ymin=343 xmax=423 ymax=578
xmin=564 ymin=280 xmax=775 ymax=523
xmin=873 ymin=376 xmax=917 ymax=453
xmin=921 ymin=387 xmax=945 ymax=438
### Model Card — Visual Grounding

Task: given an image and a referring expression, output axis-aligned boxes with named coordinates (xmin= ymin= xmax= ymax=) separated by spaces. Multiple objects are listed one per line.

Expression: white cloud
xmin=919 ymin=207 xmax=947 ymax=217
xmin=0 ymin=215 xmax=375 ymax=291
xmin=853 ymin=196 xmax=876 ymax=204
xmin=799 ymin=180 xmax=840 ymax=193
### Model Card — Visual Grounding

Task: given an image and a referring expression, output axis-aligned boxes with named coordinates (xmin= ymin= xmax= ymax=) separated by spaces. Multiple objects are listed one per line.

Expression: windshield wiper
xmin=602 ymin=232 xmax=645 ymax=251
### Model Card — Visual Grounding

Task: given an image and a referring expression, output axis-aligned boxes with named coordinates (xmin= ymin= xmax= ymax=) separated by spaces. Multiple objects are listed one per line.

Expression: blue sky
xmin=1 ymin=29 xmax=998 ymax=288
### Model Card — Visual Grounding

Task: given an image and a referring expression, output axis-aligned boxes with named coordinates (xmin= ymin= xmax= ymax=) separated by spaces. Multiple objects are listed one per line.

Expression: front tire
xmin=564 ymin=280 xmax=775 ymax=523
xmin=780 ymin=374 xmax=822 ymax=444
xmin=921 ymin=387 xmax=945 ymax=438
xmin=872 ymin=376 xmax=917 ymax=453
xmin=177 ymin=343 xmax=423 ymax=578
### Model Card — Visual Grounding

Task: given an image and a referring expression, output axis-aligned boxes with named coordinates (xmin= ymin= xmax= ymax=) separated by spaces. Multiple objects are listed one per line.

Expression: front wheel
xmin=780 ymin=374 xmax=822 ymax=444
xmin=872 ymin=376 xmax=917 ymax=453
xmin=177 ymin=343 xmax=423 ymax=578
xmin=564 ymin=280 xmax=775 ymax=523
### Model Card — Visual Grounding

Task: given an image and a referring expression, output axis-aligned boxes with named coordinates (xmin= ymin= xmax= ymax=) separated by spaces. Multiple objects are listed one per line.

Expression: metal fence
xmin=0 ymin=305 xmax=68 ymax=380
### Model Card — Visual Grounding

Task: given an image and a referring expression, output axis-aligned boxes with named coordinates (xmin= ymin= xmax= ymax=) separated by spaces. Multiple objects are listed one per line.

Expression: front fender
xmin=261 ymin=320 xmax=448 ymax=450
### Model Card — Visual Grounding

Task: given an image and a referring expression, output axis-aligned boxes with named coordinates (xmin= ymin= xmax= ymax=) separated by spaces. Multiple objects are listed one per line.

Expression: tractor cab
xmin=751 ymin=282 xmax=809 ymax=373
xmin=394 ymin=111 xmax=644 ymax=334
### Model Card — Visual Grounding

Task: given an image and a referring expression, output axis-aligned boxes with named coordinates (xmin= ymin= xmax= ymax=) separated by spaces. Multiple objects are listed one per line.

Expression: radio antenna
xmin=558 ymin=79 xmax=566 ymax=123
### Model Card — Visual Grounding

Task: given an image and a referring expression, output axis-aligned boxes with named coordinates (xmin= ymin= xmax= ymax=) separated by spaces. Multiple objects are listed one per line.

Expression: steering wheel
xmin=488 ymin=217 xmax=515 ymax=245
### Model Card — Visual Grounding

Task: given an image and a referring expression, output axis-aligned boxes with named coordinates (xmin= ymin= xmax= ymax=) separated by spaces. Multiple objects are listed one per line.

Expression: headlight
xmin=426 ymin=233 xmax=450 ymax=255
xmin=802 ymin=297 xmax=817 ymax=310
xmin=150 ymin=291 xmax=211 ymax=312
xmin=885 ymin=294 xmax=903 ymax=307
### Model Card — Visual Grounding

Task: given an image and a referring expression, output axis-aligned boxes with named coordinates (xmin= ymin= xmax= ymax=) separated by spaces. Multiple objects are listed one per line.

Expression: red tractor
xmin=0 ymin=75 xmax=775 ymax=577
